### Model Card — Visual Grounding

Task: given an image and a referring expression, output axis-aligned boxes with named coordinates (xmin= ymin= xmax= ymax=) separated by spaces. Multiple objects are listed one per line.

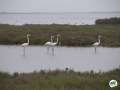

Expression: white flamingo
xmin=45 ymin=35 xmax=54 ymax=46
xmin=21 ymin=34 xmax=30 ymax=47
xmin=21 ymin=34 xmax=30 ymax=56
xmin=51 ymin=34 xmax=60 ymax=46
xmin=92 ymin=35 xmax=101 ymax=53
xmin=93 ymin=35 xmax=101 ymax=46
xmin=45 ymin=34 xmax=60 ymax=46
xmin=45 ymin=34 xmax=60 ymax=55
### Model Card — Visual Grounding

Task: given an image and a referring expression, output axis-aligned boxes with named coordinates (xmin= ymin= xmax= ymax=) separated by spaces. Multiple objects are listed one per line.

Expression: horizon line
xmin=0 ymin=11 xmax=120 ymax=14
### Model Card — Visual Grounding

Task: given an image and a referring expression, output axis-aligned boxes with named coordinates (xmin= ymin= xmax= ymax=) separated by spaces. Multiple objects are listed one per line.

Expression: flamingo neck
xmin=98 ymin=38 xmax=100 ymax=44
xmin=51 ymin=36 xmax=53 ymax=42
xmin=56 ymin=35 xmax=59 ymax=44
xmin=27 ymin=36 xmax=29 ymax=44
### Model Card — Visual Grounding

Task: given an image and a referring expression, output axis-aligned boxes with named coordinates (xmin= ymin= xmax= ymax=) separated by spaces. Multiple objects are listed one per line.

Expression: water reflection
xmin=22 ymin=47 xmax=26 ymax=57
xmin=46 ymin=46 xmax=55 ymax=56
xmin=94 ymin=47 xmax=97 ymax=54
xmin=0 ymin=45 xmax=120 ymax=74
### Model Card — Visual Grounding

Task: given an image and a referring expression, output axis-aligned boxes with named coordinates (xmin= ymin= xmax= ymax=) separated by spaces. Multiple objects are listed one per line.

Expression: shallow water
xmin=0 ymin=12 xmax=120 ymax=25
xmin=0 ymin=45 xmax=120 ymax=74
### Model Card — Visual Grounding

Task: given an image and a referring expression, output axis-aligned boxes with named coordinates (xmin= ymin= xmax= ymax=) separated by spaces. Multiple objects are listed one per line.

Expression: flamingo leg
xmin=23 ymin=46 xmax=26 ymax=56
xmin=51 ymin=47 xmax=54 ymax=56
xmin=94 ymin=46 xmax=97 ymax=54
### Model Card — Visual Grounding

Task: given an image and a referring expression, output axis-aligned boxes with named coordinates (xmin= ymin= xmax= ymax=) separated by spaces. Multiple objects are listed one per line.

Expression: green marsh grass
xmin=0 ymin=69 xmax=120 ymax=90
xmin=0 ymin=24 xmax=120 ymax=46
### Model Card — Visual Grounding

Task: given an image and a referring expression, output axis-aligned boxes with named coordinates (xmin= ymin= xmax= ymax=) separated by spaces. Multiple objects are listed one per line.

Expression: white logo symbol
xmin=109 ymin=80 xmax=118 ymax=88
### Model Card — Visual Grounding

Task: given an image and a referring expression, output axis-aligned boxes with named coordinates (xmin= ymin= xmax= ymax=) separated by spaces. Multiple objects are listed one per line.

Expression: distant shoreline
xmin=0 ymin=11 xmax=120 ymax=14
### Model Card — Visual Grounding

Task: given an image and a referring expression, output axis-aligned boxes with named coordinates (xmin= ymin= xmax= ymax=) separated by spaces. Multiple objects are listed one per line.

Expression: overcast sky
xmin=0 ymin=0 xmax=120 ymax=12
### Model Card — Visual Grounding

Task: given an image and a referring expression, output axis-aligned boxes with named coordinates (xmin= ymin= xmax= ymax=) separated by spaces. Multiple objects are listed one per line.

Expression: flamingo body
xmin=45 ymin=42 xmax=56 ymax=46
xmin=92 ymin=35 xmax=101 ymax=46
xmin=21 ymin=34 xmax=30 ymax=47
xmin=22 ymin=43 xmax=29 ymax=47
xmin=45 ymin=41 xmax=58 ymax=46
xmin=44 ymin=34 xmax=60 ymax=46
xmin=93 ymin=42 xmax=100 ymax=46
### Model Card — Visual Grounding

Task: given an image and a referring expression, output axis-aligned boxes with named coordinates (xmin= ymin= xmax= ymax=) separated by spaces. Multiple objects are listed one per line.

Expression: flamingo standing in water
xmin=45 ymin=34 xmax=60 ymax=55
xmin=45 ymin=35 xmax=54 ymax=46
xmin=92 ymin=35 xmax=101 ymax=53
xmin=93 ymin=35 xmax=101 ymax=46
xmin=21 ymin=34 xmax=31 ymax=56
xmin=45 ymin=34 xmax=60 ymax=46
xmin=22 ymin=34 xmax=31 ymax=47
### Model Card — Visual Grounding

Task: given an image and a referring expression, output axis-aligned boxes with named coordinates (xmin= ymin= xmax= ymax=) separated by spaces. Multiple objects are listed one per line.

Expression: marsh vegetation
xmin=0 ymin=69 xmax=120 ymax=90
xmin=0 ymin=24 xmax=120 ymax=47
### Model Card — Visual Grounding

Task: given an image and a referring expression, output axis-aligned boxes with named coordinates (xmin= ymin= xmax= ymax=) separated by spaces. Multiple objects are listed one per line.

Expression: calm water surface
xmin=0 ymin=45 xmax=120 ymax=74
xmin=0 ymin=12 xmax=120 ymax=25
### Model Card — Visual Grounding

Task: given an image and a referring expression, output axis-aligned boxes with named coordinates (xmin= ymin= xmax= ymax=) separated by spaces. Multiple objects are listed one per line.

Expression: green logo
xmin=109 ymin=80 xmax=118 ymax=88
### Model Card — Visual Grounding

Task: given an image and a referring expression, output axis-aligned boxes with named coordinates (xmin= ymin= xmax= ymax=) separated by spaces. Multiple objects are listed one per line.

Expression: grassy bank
xmin=0 ymin=24 xmax=120 ymax=46
xmin=0 ymin=69 xmax=120 ymax=90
